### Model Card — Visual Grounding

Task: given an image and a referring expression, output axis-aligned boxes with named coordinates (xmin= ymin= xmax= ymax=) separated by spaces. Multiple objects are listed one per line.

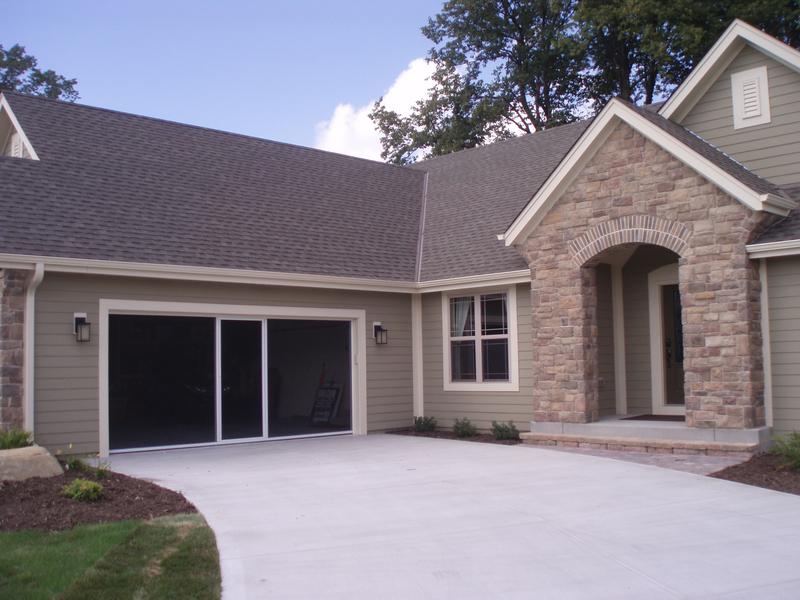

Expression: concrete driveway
xmin=109 ymin=434 xmax=800 ymax=599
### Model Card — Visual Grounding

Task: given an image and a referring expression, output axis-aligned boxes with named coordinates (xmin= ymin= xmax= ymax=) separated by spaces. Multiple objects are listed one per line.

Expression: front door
xmin=661 ymin=285 xmax=685 ymax=406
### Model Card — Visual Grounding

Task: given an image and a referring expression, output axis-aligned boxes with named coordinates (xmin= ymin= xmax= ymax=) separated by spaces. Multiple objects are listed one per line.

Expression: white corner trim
xmin=746 ymin=239 xmax=800 ymax=259
xmin=411 ymin=294 xmax=424 ymax=416
xmin=440 ymin=286 xmax=520 ymax=392
xmin=611 ymin=265 xmax=627 ymax=415
xmin=97 ymin=299 xmax=368 ymax=457
xmin=22 ymin=262 xmax=44 ymax=433
xmin=660 ymin=19 xmax=800 ymax=121
xmin=0 ymin=94 xmax=40 ymax=160
xmin=760 ymin=259 xmax=773 ymax=427
xmin=648 ymin=263 xmax=684 ymax=416
xmin=501 ymin=98 xmax=794 ymax=246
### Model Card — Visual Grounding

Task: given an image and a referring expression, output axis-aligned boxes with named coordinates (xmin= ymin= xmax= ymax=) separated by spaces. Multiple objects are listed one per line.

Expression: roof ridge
xmin=0 ymin=90 xmax=419 ymax=174
xmin=411 ymin=119 xmax=591 ymax=169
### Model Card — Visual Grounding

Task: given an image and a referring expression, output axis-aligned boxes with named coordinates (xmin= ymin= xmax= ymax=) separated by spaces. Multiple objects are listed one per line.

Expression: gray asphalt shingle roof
xmin=1 ymin=92 xmax=424 ymax=281
xmin=1 ymin=92 xmax=794 ymax=282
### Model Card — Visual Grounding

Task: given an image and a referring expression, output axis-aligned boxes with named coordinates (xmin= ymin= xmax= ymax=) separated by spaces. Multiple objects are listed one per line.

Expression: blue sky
xmin=2 ymin=0 xmax=443 ymax=157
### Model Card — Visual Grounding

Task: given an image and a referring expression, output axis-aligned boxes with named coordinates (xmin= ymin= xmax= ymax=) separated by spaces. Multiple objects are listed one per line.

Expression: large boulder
xmin=0 ymin=445 xmax=63 ymax=481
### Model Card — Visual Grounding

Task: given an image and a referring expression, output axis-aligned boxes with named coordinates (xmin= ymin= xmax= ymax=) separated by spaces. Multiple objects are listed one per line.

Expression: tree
xmin=0 ymin=44 xmax=78 ymax=101
xmin=371 ymin=0 xmax=799 ymax=164
xmin=371 ymin=0 xmax=585 ymax=164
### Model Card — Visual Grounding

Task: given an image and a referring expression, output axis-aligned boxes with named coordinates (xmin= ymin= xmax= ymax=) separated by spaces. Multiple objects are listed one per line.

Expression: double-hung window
xmin=443 ymin=288 xmax=518 ymax=391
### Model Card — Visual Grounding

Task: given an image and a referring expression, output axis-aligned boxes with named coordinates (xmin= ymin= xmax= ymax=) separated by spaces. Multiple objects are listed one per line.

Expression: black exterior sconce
xmin=373 ymin=322 xmax=388 ymax=345
xmin=74 ymin=312 xmax=91 ymax=343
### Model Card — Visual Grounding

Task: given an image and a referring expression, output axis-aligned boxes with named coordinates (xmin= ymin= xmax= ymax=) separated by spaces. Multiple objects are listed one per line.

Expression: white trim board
xmin=648 ymin=264 xmax=685 ymax=416
xmin=760 ymin=259 xmax=774 ymax=427
xmin=97 ymin=299 xmax=368 ymax=457
xmin=411 ymin=294 xmax=424 ymax=416
xmin=0 ymin=252 xmax=530 ymax=295
xmin=0 ymin=94 xmax=40 ymax=160
xmin=746 ymin=239 xmax=800 ymax=259
xmin=659 ymin=19 xmax=800 ymax=122
xmin=501 ymin=98 xmax=794 ymax=247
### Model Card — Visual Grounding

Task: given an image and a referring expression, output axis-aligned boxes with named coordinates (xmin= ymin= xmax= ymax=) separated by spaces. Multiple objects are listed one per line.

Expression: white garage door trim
xmin=98 ymin=298 xmax=368 ymax=457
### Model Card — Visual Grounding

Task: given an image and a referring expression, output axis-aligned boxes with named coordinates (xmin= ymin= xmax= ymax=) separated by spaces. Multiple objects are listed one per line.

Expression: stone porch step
xmin=520 ymin=432 xmax=758 ymax=457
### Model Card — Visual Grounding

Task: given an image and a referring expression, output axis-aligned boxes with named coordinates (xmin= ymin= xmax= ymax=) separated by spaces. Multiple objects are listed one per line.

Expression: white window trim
xmin=441 ymin=287 xmax=519 ymax=392
xmin=731 ymin=65 xmax=771 ymax=129
xmin=97 ymin=299 xmax=368 ymax=457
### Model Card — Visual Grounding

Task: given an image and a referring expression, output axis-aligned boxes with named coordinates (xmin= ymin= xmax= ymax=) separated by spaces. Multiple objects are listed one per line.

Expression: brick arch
xmin=568 ymin=215 xmax=690 ymax=267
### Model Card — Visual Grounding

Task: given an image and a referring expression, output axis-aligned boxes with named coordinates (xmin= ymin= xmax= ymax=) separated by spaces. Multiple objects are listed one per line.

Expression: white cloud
xmin=314 ymin=58 xmax=435 ymax=161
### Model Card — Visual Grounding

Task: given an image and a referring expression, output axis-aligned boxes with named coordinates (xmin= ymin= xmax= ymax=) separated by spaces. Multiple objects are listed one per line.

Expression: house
xmin=1 ymin=20 xmax=799 ymax=457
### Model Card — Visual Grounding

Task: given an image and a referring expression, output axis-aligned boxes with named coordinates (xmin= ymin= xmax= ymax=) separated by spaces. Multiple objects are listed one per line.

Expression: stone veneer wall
xmin=517 ymin=122 xmax=777 ymax=429
xmin=0 ymin=269 xmax=28 ymax=430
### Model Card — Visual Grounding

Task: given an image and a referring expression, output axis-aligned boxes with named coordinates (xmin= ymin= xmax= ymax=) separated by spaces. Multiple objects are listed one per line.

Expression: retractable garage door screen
xmin=98 ymin=300 xmax=367 ymax=455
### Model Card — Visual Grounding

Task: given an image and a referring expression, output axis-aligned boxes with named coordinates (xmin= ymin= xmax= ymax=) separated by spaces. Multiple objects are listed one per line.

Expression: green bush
xmin=771 ymin=432 xmax=800 ymax=471
xmin=453 ymin=418 xmax=477 ymax=438
xmin=413 ymin=416 xmax=437 ymax=432
xmin=62 ymin=478 xmax=104 ymax=502
xmin=0 ymin=428 xmax=32 ymax=450
xmin=491 ymin=420 xmax=520 ymax=441
xmin=64 ymin=457 xmax=91 ymax=472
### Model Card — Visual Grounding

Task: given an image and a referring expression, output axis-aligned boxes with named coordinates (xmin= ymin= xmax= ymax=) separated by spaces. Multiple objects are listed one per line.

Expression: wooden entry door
xmin=661 ymin=284 xmax=685 ymax=406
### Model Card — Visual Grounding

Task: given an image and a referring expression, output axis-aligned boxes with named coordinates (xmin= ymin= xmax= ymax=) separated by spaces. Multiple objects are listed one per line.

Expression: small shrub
xmin=453 ymin=417 xmax=477 ymax=438
xmin=413 ymin=416 xmax=437 ymax=432
xmin=491 ymin=420 xmax=520 ymax=441
xmin=0 ymin=428 xmax=32 ymax=450
xmin=94 ymin=461 xmax=111 ymax=480
xmin=64 ymin=457 xmax=91 ymax=472
xmin=771 ymin=432 xmax=800 ymax=471
xmin=62 ymin=478 xmax=104 ymax=502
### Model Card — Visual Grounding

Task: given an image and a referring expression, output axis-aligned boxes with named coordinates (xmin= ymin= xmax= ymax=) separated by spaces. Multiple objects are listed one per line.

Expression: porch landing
xmin=522 ymin=415 xmax=772 ymax=456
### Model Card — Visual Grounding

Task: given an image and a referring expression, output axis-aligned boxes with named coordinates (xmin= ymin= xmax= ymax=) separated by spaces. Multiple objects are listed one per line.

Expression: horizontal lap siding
xmin=34 ymin=273 xmax=413 ymax=454
xmin=767 ymin=258 xmax=800 ymax=435
xmin=421 ymin=284 xmax=534 ymax=432
xmin=680 ymin=45 xmax=800 ymax=188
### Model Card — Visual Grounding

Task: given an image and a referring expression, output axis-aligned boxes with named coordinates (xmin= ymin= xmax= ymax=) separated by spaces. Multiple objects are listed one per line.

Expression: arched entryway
xmin=588 ymin=243 xmax=684 ymax=421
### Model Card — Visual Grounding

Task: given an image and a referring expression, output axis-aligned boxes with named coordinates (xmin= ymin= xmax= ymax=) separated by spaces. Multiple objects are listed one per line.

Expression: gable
xmin=501 ymin=99 xmax=793 ymax=247
xmin=0 ymin=94 xmax=38 ymax=160
xmin=680 ymin=44 xmax=800 ymax=188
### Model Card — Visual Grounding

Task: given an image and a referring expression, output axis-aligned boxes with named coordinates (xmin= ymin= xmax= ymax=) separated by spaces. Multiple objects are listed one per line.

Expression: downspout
xmin=23 ymin=262 xmax=44 ymax=433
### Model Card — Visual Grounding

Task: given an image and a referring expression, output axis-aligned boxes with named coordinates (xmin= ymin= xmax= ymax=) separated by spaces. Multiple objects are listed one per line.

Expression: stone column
xmin=531 ymin=261 xmax=600 ymax=424
xmin=0 ymin=269 xmax=28 ymax=430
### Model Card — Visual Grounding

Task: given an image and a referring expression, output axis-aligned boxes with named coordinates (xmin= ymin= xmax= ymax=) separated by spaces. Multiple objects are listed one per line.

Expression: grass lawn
xmin=0 ymin=514 xmax=220 ymax=600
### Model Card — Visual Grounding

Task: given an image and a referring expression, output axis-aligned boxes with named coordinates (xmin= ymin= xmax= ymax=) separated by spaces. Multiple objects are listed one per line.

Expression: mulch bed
xmin=390 ymin=428 xmax=521 ymax=445
xmin=710 ymin=453 xmax=800 ymax=496
xmin=0 ymin=468 xmax=196 ymax=532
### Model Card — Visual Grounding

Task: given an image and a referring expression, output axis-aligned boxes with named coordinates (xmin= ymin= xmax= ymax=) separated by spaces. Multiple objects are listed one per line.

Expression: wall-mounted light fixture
xmin=73 ymin=312 xmax=91 ymax=343
xmin=373 ymin=322 xmax=388 ymax=345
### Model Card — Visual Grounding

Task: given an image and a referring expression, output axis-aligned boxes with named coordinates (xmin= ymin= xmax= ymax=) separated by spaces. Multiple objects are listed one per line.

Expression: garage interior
xmin=108 ymin=314 xmax=352 ymax=451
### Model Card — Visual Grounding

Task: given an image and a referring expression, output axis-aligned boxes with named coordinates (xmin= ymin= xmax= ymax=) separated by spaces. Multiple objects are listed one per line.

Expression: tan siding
xmin=623 ymin=247 xmax=678 ymax=413
xmin=680 ymin=44 xmax=800 ymax=188
xmin=421 ymin=284 xmax=534 ymax=432
xmin=767 ymin=257 xmax=800 ymax=435
xmin=596 ymin=265 xmax=616 ymax=416
xmin=34 ymin=273 xmax=413 ymax=454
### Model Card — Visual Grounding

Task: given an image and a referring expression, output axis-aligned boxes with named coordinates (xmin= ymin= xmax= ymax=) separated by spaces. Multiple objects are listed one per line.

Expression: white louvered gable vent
xmin=731 ymin=65 xmax=771 ymax=129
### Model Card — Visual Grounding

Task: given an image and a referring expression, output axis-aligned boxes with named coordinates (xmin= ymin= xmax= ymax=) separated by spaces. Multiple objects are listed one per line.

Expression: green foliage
xmin=414 ymin=416 xmax=438 ymax=432
xmin=0 ymin=516 xmax=220 ymax=600
xmin=453 ymin=417 xmax=477 ymax=438
xmin=0 ymin=520 xmax=138 ymax=600
xmin=0 ymin=43 xmax=78 ymax=101
xmin=371 ymin=0 xmax=800 ymax=163
xmin=491 ymin=420 xmax=520 ymax=441
xmin=771 ymin=432 xmax=800 ymax=471
xmin=0 ymin=428 xmax=32 ymax=450
xmin=94 ymin=462 xmax=111 ymax=480
xmin=62 ymin=478 xmax=104 ymax=502
xmin=63 ymin=457 xmax=91 ymax=472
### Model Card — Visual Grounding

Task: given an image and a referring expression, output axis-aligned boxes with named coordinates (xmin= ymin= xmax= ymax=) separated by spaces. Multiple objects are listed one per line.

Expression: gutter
xmin=23 ymin=262 xmax=44 ymax=433
xmin=746 ymin=239 xmax=800 ymax=259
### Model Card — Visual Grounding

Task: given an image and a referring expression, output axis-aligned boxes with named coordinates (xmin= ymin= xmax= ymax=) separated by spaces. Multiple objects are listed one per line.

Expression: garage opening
xmin=108 ymin=314 xmax=353 ymax=451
